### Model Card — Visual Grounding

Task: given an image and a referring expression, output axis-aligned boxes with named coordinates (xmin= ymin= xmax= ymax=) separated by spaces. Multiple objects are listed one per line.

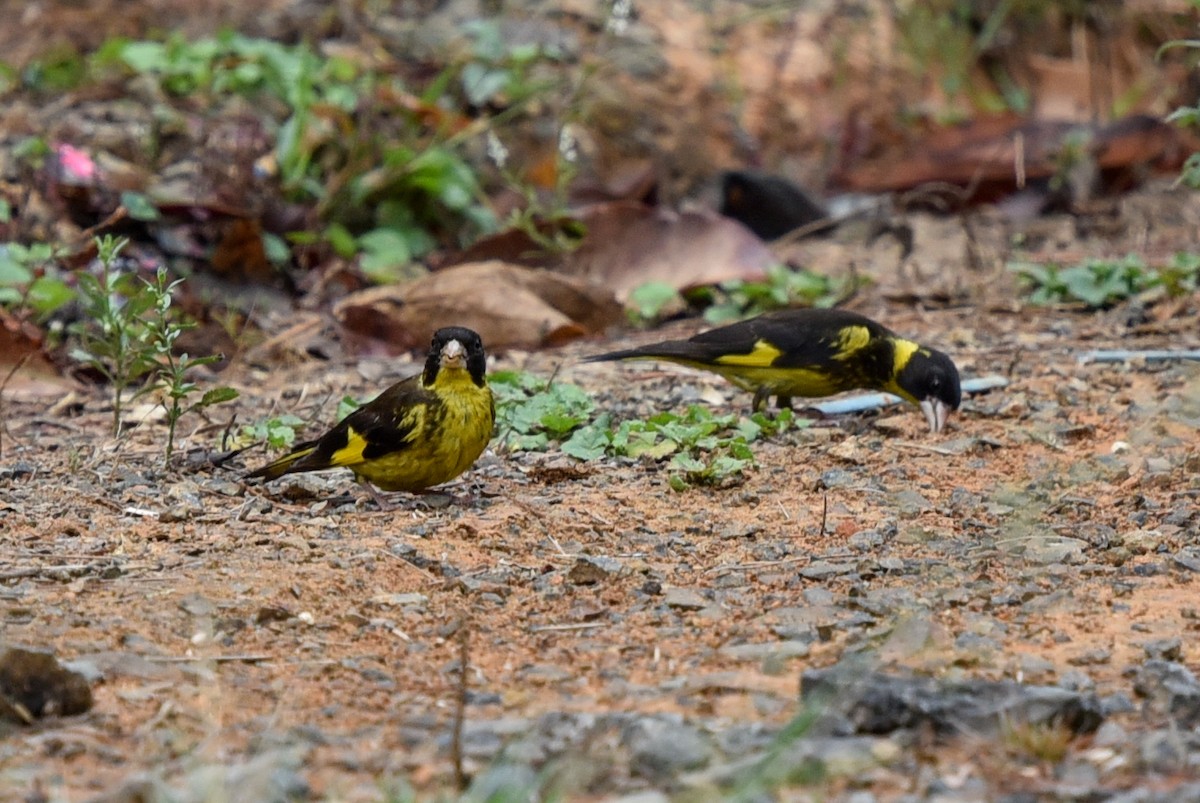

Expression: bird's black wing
xmin=290 ymin=376 xmax=428 ymax=470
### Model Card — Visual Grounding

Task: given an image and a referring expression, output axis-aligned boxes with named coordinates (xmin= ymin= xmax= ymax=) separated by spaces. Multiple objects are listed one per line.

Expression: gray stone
xmin=664 ymin=588 xmax=708 ymax=610
xmin=1141 ymin=637 xmax=1184 ymax=661
xmin=624 ymin=717 xmax=712 ymax=779
xmin=1121 ymin=528 xmax=1164 ymax=554
xmin=801 ymin=667 xmax=1103 ymax=738
xmin=800 ymin=560 xmax=854 ymax=580
xmin=1133 ymin=661 xmax=1200 ymax=726
xmin=1092 ymin=719 xmax=1129 ymax=746
xmin=177 ymin=593 xmax=215 ymax=617
xmin=182 ymin=747 xmax=310 ymax=803
xmin=567 ymin=555 xmax=624 ymax=584
xmin=719 ymin=640 xmax=811 ymax=661
xmin=892 ymin=489 xmax=932 ymax=515
xmin=465 ymin=763 xmax=540 ymax=801
xmin=1023 ymin=536 xmax=1088 ymax=565
xmin=1138 ymin=729 xmax=1190 ymax=773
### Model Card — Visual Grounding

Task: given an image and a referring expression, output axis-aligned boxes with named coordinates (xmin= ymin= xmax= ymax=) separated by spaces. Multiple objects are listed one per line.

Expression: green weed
xmin=98 ymin=31 xmax=505 ymax=273
xmin=700 ymin=264 xmax=849 ymax=324
xmin=0 ymin=241 xmax=75 ymax=320
xmin=71 ymin=236 xmax=163 ymax=435
xmin=71 ymin=236 xmax=237 ymax=456
xmin=235 ymin=414 xmax=306 ymax=451
xmin=491 ymin=371 xmax=804 ymax=488
xmin=628 ymin=264 xmax=851 ymax=328
xmin=140 ymin=266 xmax=239 ymax=460
xmin=1010 ymin=252 xmax=1200 ymax=308
xmin=1001 ymin=716 xmax=1074 ymax=764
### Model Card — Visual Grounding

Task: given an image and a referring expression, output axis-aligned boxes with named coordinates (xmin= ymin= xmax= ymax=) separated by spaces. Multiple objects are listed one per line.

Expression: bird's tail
xmin=582 ymin=342 xmax=699 ymax=363
xmin=244 ymin=444 xmax=318 ymax=482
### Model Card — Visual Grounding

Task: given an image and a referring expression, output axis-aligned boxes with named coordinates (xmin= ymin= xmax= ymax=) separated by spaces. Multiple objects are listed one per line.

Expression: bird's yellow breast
xmin=351 ymin=368 xmax=494 ymax=493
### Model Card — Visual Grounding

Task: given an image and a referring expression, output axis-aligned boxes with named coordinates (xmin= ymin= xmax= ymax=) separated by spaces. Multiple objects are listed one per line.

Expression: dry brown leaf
xmin=210 ymin=218 xmax=275 ymax=283
xmin=561 ymin=201 xmax=775 ymax=301
xmin=0 ymin=311 xmax=76 ymax=401
xmin=332 ymin=260 xmax=622 ymax=354
xmin=830 ymin=114 xmax=1190 ymax=202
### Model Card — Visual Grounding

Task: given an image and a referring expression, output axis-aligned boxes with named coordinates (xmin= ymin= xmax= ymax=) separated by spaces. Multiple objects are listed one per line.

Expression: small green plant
xmin=491 ymin=370 xmax=595 ymax=452
xmin=484 ymin=126 xmax=586 ymax=257
xmin=626 ymin=265 xmax=852 ymax=328
xmin=71 ymin=236 xmax=163 ymax=436
xmin=71 ymin=236 xmax=238 ymax=456
xmin=491 ymin=371 xmax=805 ymax=488
xmin=141 ymin=267 xmax=239 ymax=460
xmin=1010 ymin=252 xmax=1200 ymax=308
xmin=626 ymin=281 xmax=685 ymax=326
xmin=106 ymin=31 xmax=502 ymax=272
xmin=236 ymin=414 xmax=306 ymax=451
xmin=0 ymin=241 xmax=75 ymax=320
xmin=1001 ymin=716 xmax=1074 ymax=764
xmin=701 ymin=264 xmax=849 ymax=324
xmin=457 ymin=19 xmax=561 ymax=109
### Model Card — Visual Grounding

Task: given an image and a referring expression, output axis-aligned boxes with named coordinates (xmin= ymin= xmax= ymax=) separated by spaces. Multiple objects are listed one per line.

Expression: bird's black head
xmin=424 ymin=326 xmax=488 ymax=388
xmin=895 ymin=347 xmax=961 ymax=433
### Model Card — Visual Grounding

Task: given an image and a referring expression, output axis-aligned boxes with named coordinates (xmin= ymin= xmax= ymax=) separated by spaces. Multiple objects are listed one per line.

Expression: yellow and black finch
xmin=584 ymin=308 xmax=961 ymax=433
xmin=245 ymin=326 xmax=495 ymax=502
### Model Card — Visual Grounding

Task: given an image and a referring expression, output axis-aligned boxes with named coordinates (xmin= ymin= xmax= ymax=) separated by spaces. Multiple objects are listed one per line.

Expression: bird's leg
xmin=752 ymin=387 xmax=770 ymax=412
xmin=359 ymin=477 xmax=395 ymax=512
xmin=775 ymin=395 xmax=794 ymax=411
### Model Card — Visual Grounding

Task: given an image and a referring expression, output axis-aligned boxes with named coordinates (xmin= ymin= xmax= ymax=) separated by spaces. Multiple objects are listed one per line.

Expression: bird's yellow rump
xmin=245 ymin=326 xmax=495 ymax=503
xmin=584 ymin=308 xmax=961 ymax=433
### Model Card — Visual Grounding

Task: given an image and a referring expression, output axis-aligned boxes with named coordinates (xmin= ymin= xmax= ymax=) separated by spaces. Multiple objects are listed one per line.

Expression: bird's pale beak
xmin=441 ymin=339 xmax=466 ymax=366
xmin=920 ymin=398 xmax=950 ymax=434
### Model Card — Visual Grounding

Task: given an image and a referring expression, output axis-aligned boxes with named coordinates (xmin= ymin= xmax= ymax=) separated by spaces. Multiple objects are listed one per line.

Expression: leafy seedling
xmin=493 ymin=370 xmax=805 ymax=489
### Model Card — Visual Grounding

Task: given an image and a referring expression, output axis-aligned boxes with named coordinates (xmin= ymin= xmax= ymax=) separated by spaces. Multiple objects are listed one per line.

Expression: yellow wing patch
xmin=328 ymin=426 xmax=369 ymax=467
xmin=890 ymin=338 xmax=920 ymax=376
xmin=834 ymin=325 xmax=872 ymax=358
xmin=715 ymin=339 xmax=783 ymax=368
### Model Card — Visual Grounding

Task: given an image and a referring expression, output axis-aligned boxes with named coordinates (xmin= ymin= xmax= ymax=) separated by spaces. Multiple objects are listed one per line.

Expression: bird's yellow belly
xmin=354 ymin=385 xmax=494 ymax=492
xmin=707 ymin=364 xmax=851 ymax=398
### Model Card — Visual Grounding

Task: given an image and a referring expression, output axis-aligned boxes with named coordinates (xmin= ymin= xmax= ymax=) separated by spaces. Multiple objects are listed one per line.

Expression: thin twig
xmin=889 ymin=441 xmax=964 ymax=457
xmin=704 ymin=556 xmax=811 ymax=575
xmin=528 ymin=622 xmax=607 ymax=633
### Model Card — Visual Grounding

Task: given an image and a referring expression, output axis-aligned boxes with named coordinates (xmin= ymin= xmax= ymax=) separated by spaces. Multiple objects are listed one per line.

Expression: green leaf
xmin=325 ymin=223 xmax=358 ymax=259
xmin=709 ymin=455 xmax=751 ymax=478
xmin=670 ymin=454 xmax=706 ymax=473
xmin=0 ymin=251 xmax=32 ymax=286
xmin=626 ymin=435 xmax=677 ymax=460
xmin=197 ymin=386 xmax=239 ymax=408
xmin=561 ymin=425 xmax=609 ymax=460
xmin=120 ymin=191 xmax=161 ymax=221
xmin=262 ymin=232 xmax=290 ymax=265
xmin=358 ymin=228 xmax=412 ymax=284
xmin=628 ymin=281 xmax=683 ymax=323
xmin=120 ymin=41 xmax=170 ymax=73
xmin=461 ymin=62 xmax=511 ymax=105
xmin=337 ymin=394 xmax=361 ymax=422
